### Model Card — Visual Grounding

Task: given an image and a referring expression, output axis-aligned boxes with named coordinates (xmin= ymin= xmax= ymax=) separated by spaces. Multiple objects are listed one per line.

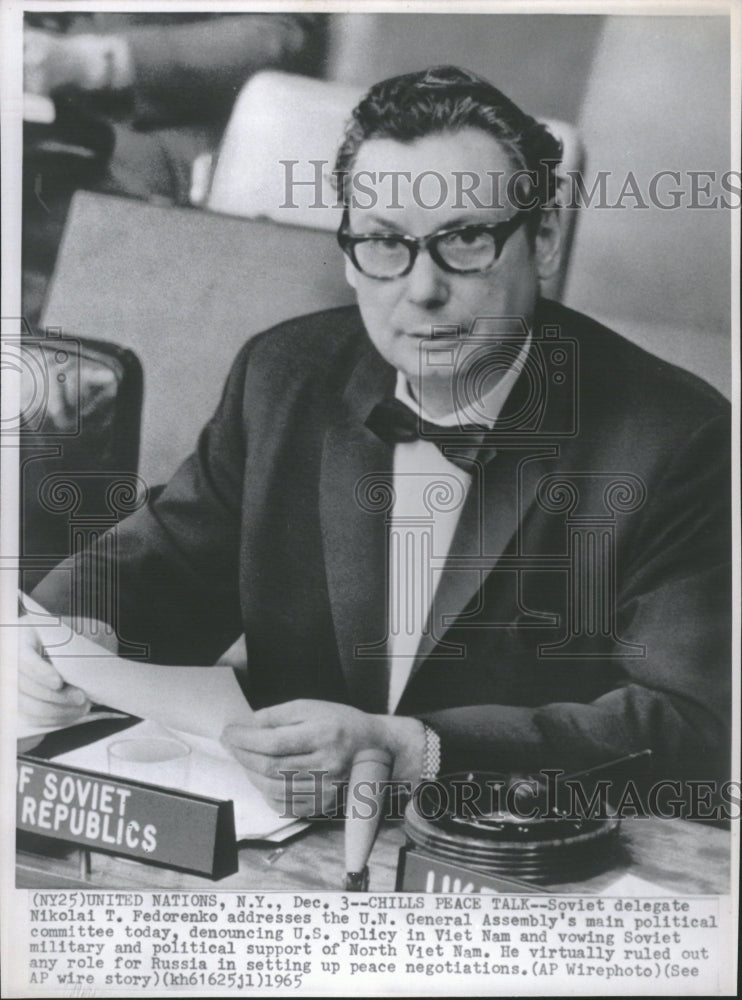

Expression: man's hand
xmin=18 ymin=621 xmax=90 ymax=726
xmin=221 ymin=699 xmax=425 ymax=817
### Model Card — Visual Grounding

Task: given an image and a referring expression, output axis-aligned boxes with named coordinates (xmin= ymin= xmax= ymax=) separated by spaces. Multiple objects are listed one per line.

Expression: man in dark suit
xmin=21 ymin=67 xmax=730 ymax=814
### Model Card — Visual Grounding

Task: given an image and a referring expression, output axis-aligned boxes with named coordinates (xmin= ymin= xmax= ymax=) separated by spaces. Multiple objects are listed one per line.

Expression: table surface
xmin=17 ymin=815 xmax=731 ymax=895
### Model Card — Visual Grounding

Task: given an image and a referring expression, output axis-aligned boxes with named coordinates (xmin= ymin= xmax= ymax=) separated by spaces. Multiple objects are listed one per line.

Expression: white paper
xmin=52 ymin=719 xmax=306 ymax=841
xmin=600 ymin=871 xmax=680 ymax=896
xmin=19 ymin=593 xmax=253 ymax=740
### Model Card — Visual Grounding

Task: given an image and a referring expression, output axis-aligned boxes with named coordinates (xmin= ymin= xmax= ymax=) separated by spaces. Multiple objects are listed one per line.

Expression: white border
xmin=1 ymin=2 xmax=739 ymax=996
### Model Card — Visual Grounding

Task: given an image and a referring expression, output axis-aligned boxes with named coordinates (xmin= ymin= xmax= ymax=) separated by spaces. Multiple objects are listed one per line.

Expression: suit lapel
xmin=409 ymin=298 xmax=577 ymax=678
xmin=411 ymin=445 xmax=538 ymax=670
xmin=319 ymin=345 xmax=395 ymax=711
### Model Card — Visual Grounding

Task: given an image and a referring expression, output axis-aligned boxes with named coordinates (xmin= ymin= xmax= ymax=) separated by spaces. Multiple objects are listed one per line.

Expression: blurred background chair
xmin=197 ymin=71 xmax=364 ymax=230
xmin=19 ymin=333 xmax=145 ymax=593
xmin=41 ymin=193 xmax=354 ymax=486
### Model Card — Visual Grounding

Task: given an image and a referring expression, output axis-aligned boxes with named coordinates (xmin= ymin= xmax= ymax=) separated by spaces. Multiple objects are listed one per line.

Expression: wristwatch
xmin=420 ymin=723 xmax=442 ymax=782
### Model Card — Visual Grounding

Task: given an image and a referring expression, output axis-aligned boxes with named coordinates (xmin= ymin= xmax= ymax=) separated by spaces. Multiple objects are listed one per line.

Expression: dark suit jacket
xmin=33 ymin=299 xmax=731 ymax=785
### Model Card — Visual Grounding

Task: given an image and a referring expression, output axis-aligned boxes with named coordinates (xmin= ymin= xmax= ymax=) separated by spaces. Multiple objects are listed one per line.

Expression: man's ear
xmin=535 ymin=206 xmax=562 ymax=282
xmin=344 ymin=255 xmax=358 ymax=290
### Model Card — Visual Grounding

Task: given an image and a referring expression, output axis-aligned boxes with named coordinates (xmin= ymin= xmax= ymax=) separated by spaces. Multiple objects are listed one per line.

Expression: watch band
xmin=420 ymin=723 xmax=442 ymax=782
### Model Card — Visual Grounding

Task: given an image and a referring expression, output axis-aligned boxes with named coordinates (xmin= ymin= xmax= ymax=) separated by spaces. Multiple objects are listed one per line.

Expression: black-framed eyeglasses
xmin=337 ymin=208 xmax=531 ymax=280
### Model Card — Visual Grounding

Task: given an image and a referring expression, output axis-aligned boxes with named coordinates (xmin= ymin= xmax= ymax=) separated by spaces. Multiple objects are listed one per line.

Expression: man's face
xmin=343 ymin=128 xmax=560 ymax=397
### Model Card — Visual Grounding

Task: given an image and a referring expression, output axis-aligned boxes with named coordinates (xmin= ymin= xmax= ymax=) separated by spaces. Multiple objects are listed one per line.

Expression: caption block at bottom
xmin=15 ymin=890 xmax=727 ymax=994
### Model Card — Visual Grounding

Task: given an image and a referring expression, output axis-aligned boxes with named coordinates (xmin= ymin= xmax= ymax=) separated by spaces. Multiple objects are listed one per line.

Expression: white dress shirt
xmin=386 ymin=334 xmax=531 ymax=712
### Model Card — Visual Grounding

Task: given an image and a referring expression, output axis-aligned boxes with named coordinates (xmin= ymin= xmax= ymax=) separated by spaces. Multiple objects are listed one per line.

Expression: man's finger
xmin=19 ymin=649 xmax=64 ymax=691
xmin=222 ymin=722 xmax=314 ymax=757
xmin=19 ymin=693 xmax=90 ymax=726
xmin=240 ymin=770 xmax=305 ymax=810
xmin=252 ymin=700 xmax=314 ymax=728
xmin=241 ymin=768 xmax=320 ymax=797
xmin=18 ymin=674 xmax=87 ymax=707
xmin=223 ymin=745 xmax=320 ymax=778
xmin=242 ymin=769 xmax=338 ymax=818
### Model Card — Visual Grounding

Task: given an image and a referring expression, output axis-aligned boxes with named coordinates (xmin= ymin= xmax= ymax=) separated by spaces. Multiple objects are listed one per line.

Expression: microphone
xmin=343 ymin=748 xmax=393 ymax=891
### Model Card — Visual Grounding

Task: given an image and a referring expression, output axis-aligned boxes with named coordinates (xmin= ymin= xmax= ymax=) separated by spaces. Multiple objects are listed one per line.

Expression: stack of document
xmin=18 ymin=595 xmax=308 ymax=842
xmin=50 ymin=719 xmax=307 ymax=842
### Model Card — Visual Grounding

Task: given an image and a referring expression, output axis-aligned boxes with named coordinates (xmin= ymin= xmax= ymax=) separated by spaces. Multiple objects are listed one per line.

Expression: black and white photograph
xmin=1 ymin=1 xmax=739 ymax=996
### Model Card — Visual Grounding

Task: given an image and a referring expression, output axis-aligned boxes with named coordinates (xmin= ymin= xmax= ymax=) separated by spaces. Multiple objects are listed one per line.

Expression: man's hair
xmin=333 ymin=65 xmax=563 ymax=234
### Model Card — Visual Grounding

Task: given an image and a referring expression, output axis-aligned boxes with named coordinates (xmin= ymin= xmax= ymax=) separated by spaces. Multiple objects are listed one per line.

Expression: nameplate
xmin=396 ymin=847 xmax=547 ymax=894
xmin=17 ymin=755 xmax=238 ymax=879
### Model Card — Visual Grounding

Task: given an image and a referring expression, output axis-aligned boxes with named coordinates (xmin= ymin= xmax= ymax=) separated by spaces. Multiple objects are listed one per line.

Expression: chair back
xmin=19 ymin=331 xmax=144 ymax=591
xmin=41 ymin=192 xmax=354 ymax=485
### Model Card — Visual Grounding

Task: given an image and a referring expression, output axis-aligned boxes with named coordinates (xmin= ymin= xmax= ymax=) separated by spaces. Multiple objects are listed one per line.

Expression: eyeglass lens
xmin=352 ymin=228 xmax=500 ymax=278
xmin=355 ymin=238 xmax=412 ymax=277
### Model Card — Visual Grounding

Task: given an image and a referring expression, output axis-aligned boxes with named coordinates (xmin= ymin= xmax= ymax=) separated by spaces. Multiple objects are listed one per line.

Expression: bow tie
xmin=366 ymin=397 xmax=496 ymax=471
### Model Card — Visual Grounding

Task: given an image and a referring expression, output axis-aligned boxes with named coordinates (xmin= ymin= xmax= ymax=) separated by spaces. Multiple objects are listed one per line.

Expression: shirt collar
xmin=394 ymin=331 xmax=532 ymax=428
